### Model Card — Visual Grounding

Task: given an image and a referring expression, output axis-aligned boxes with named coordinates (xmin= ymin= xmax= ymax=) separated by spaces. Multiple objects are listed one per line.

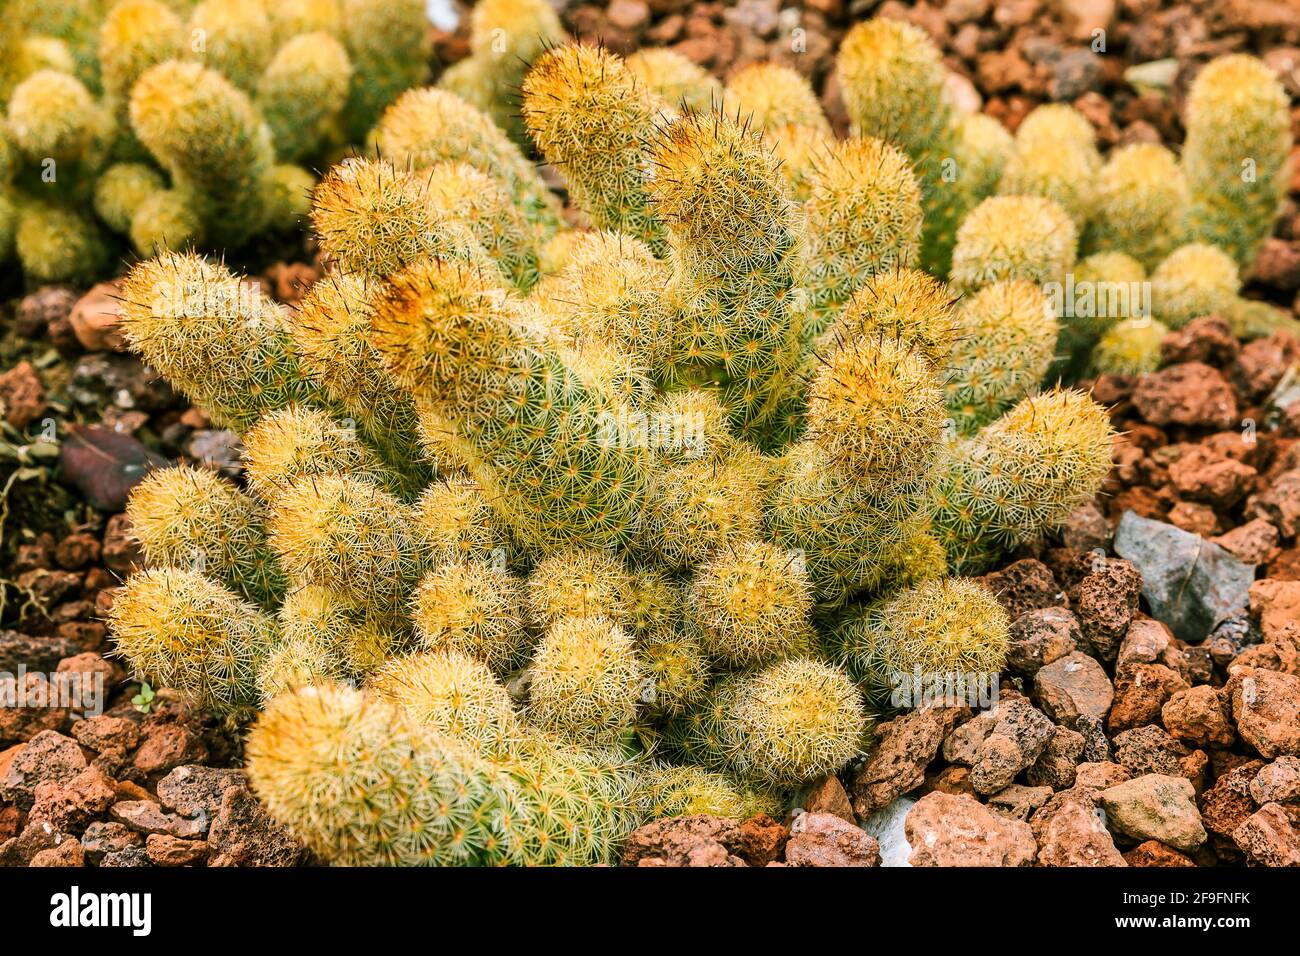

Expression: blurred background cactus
xmin=0 ymin=0 xmax=430 ymax=282
xmin=95 ymin=15 xmax=1300 ymax=866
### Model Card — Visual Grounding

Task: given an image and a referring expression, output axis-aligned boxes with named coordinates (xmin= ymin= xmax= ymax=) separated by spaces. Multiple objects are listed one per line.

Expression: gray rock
xmin=1113 ymin=510 xmax=1255 ymax=642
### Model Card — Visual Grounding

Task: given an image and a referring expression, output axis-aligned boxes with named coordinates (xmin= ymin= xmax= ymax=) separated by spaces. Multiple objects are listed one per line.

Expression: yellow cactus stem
xmin=803 ymin=136 xmax=923 ymax=341
xmin=1149 ymin=242 xmax=1240 ymax=329
xmin=528 ymin=230 xmax=672 ymax=368
xmin=337 ymin=0 xmax=430 ymax=140
xmin=1051 ymin=250 xmax=1148 ymax=380
xmin=523 ymin=43 xmax=668 ymax=253
xmin=526 ymin=547 xmax=632 ymax=631
xmin=310 ymin=157 xmax=490 ymax=278
xmin=119 ymin=252 xmax=322 ymax=430
xmin=292 ymin=272 xmax=428 ymax=480
xmin=412 ymin=559 xmax=532 ymax=677
xmin=816 ymin=266 xmax=959 ymax=367
xmin=15 ymin=202 xmax=109 ymax=284
xmin=368 ymin=650 xmax=521 ymax=753
xmin=805 ymin=333 xmax=946 ymax=497
xmin=948 ymin=194 xmax=1078 ymax=294
xmin=93 ymin=161 xmax=165 ymax=234
xmin=267 ymin=0 xmax=342 ymax=45
xmin=257 ymin=31 xmax=352 ymax=162
xmin=997 ymin=103 xmax=1101 ymax=228
xmin=98 ymin=0 xmax=185 ymax=106
xmin=835 ymin=18 xmax=964 ymax=272
xmin=637 ymin=629 xmax=709 ymax=717
xmin=829 ymin=576 xmax=1009 ymax=704
xmin=129 ymin=60 xmax=274 ymax=247
xmin=526 ymin=616 xmax=644 ymax=744
xmin=1221 ymin=296 xmax=1300 ymax=342
xmin=438 ymin=0 xmax=566 ymax=144
xmin=1089 ymin=316 xmax=1170 ymax=377
xmin=267 ymin=473 xmax=427 ymax=611
xmin=686 ymin=538 xmax=814 ymax=668
xmin=242 ymin=404 xmax=399 ymax=500
xmin=7 ymin=69 xmax=104 ymax=166
xmin=370 ymin=257 xmax=652 ymax=551
xmin=424 ymin=161 xmax=542 ymax=291
xmin=1083 ymin=142 xmax=1187 ymax=270
xmin=648 ymin=107 xmax=807 ymax=449
xmin=127 ymin=463 xmax=286 ymax=608
xmin=626 ymin=47 xmax=722 ymax=113
xmin=944 ymin=279 xmax=1060 ymax=434
xmin=764 ymin=440 xmax=926 ymax=605
xmin=634 ymin=763 xmax=779 ymax=821
xmin=372 ymin=86 xmax=561 ymax=238
xmin=186 ymin=0 xmax=272 ymax=93
xmin=722 ymin=62 xmax=831 ymax=199
xmin=109 ymin=567 xmax=276 ymax=715
xmin=1183 ymin=54 xmax=1293 ymax=268
xmin=277 ymin=583 xmax=405 ymax=679
xmin=718 ymin=657 xmax=868 ymax=787
xmin=932 ymin=388 xmax=1116 ymax=573
xmin=246 ymin=683 xmax=635 ymax=866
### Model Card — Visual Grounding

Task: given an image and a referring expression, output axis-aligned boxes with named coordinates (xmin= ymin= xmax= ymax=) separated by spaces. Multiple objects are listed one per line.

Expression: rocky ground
xmin=1 ymin=0 xmax=1300 ymax=867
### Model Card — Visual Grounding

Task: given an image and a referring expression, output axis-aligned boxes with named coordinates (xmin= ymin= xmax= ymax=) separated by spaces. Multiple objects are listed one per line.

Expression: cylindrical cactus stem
xmin=1089 ymin=316 xmax=1170 ymax=377
xmin=1182 ymin=53 xmax=1293 ymax=268
xmin=626 ymin=48 xmax=722 ymax=113
xmin=129 ymin=60 xmax=275 ymax=247
xmin=803 ymin=136 xmax=923 ymax=340
xmin=127 ymin=464 xmax=287 ymax=608
xmin=638 ymin=629 xmax=710 ymax=718
xmin=805 ymin=333 xmax=946 ymax=496
xmin=412 ymin=559 xmax=532 ymax=677
xmin=370 ymin=257 xmax=652 ymax=552
xmin=246 ymin=683 xmax=633 ymax=866
xmin=109 ymin=567 xmax=276 ymax=715
xmin=1150 ymin=242 xmax=1240 ymax=329
xmin=414 ymin=475 xmax=518 ymax=567
xmin=1054 ymin=251 xmax=1148 ymax=378
xmin=948 ymin=194 xmax=1078 ymax=294
xmin=704 ymin=657 xmax=868 ymax=787
xmin=337 ymin=0 xmax=430 ymax=140
xmin=835 ymin=18 xmax=965 ymax=272
xmin=523 ymin=44 xmax=668 ymax=253
xmin=723 ymin=62 xmax=832 ymax=199
xmin=256 ymin=31 xmax=352 ymax=162
xmin=98 ymin=0 xmax=185 ymax=110
xmin=948 ymin=111 xmax=1013 ymax=212
xmin=649 ymin=109 xmax=807 ymax=449
xmin=525 ymin=548 xmax=633 ymax=631
xmin=944 ymin=279 xmax=1059 ymax=434
xmin=686 ymin=538 xmax=814 ymax=668
xmin=278 ymin=583 xmax=406 ymax=679
xmin=14 ymin=203 xmax=109 ymax=284
xmin=118 ymin=252 xmax=322 ymax=431
xmin=1083 ymin=142 xmax=1188 ymax=269
xmin=528 ymin=230 xmax=672 ymax=368
xmin=129 ymin=188 xmax=201 ymax=257
xmin=638 ymin=442 xmax=767 ymax=570
xmin=634 ymin=763 xmax=779 ymax=822
xmin=310 ymin=157 xmax=490 ymax=278
xmin=242 ymin=405 xmax=400 ymax=500
xmin=828 ymin=577 xmax=1009 ymax=704
xmin=438 ymin=0 xmax=565 ymax=144
xmin=932 ymin=388 xmax=1116 ymax=573
xmin=425 ymin=161 xmax=541 ymax=291
xmin=93 ymin=162 xmax=166 ymax=235
xmin=367 ymin=650 xmax=521 ymax=753
xmin=185 ymin=0 xmax=272 ymax=92
xmin=291 ymin=272 xmax=428 ymax=481
xmin=764 ymin=441 xmax=923 ymax=605
xmin=997 ymin=103 xmax=1101 ymax=228
xmin=7 ymin=69 xmax=107 ymax=170
xmin=526 ymin=616 xmax=644 ymax=744
xmin=371 ymin=87 xmax=561 ymax=238
xmin=815 ymin=266 xmax=958 ymax=365
xmin=267 ymin=474 xmax=427 ymax=611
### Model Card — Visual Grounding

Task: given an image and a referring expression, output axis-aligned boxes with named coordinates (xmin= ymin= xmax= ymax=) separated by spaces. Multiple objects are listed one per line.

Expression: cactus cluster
xmin=0 ymin=0 xmax=429 ymax=281
xmin=111 ymin=22 xmax=1293 ymax=866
